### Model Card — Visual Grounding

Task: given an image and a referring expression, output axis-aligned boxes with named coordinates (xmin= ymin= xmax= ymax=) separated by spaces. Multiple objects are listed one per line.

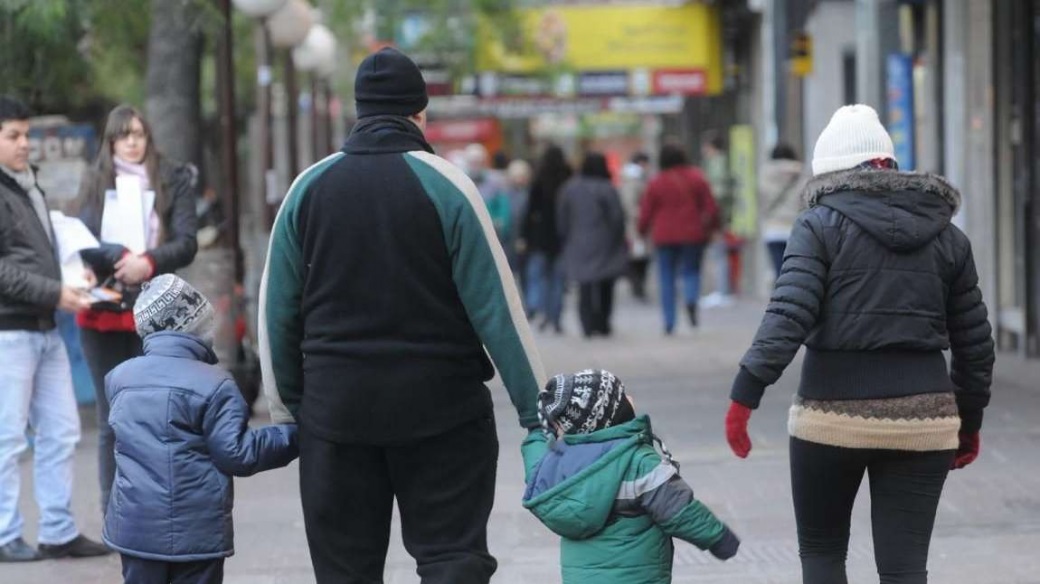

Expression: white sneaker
xmin=701 ymin=292 xmax=735 ymax=309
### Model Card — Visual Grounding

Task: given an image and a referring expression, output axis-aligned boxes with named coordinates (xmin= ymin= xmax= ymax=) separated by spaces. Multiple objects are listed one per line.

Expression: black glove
xmin=709 ymin=527 xmax=740 ymax=560
xmin=80 ymin=243 xmax=129 ymax=275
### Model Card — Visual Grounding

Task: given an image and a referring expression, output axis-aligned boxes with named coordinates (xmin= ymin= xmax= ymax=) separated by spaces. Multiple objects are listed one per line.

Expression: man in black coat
xmin=0 ymin=96 xmax=108 ymax=562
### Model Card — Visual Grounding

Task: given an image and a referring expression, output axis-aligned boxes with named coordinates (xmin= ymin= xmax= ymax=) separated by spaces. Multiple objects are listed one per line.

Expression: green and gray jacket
xmin=522 ymin=416 xmax=739 ymax=583
xmin=258 ymin=116 xmax=545 ymax=443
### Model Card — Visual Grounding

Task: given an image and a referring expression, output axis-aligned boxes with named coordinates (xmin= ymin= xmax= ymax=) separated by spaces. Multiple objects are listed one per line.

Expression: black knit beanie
xmin=354 ymin=47 xmax=429 ymax=119
xmin=538 ymin=369 xmax=635 ymax=435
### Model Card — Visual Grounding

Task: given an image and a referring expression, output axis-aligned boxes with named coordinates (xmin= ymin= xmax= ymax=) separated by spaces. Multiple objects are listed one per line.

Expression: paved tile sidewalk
xmin=7 ymin=292 xmax=1040 ymax=583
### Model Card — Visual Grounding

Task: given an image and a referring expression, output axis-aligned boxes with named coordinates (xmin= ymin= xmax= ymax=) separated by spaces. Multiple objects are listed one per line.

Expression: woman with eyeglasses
xmin=74 ymin=104 xmax=199 ymax=517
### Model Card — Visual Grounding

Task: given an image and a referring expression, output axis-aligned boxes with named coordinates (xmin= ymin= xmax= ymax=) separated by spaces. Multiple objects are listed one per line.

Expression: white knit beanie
xmin=811 ymin=104 xmax=895 ymax=176
xmin=134 ymin=274 xmax=216 ymax=344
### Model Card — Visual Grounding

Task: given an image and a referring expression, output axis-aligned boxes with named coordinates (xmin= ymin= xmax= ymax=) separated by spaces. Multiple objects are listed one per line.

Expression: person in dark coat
xmin=74 ymin=104 xmax=199 ymax=516
xmin=0 ymin=96 xmax=108 ymax=562
xmin=259 ymin=48 xmax=545 ymax=584
xmin=521 ymin=145 xmax=572 ymax=333
xmin=105 ymin=274 xmax=298 ymax=584
xmin=724 ymin=105 xmax=995 ymax=584
xmin=557 ymin=152 xmax=628 ymax=337
xmin=638 ymin=144 xmax=719 ymax=334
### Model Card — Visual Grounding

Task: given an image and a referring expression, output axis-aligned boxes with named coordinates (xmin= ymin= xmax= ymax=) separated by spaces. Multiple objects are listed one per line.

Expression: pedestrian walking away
xmin=700 ymin=131 xmax=737 ymax=307
xmin=522 ymin=369 xmax=739 ymax=583
xmin=619 ymin=152 xmax=652 ymax=301
xmin=104 ymin=274 xmax=298 ymax=584
xmin=0 ymin=95 xmax=108 ymax=562
xmin=522 ymin=145 xmax=571 ymax=333
xmin=758 ymin=142 xmax=807 ymax=279
xmin=258 ymin=47 xmax=546 ymax=584
xmin=557 ymin=152 xmax=628 ymax=338
xmin=638 ymin=143 xmax=720 ymax=334
xmin=725 ymin=104 xmax=995 ymax=584
xmin=73 ymin=104 xmax=199 ymax=516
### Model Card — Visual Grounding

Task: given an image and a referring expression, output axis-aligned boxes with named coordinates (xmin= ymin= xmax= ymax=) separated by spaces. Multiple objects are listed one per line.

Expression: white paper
xmin=48 ymin=211 xmax=100 ymax=289
xmin=100 ymin=176 xmax=147 ymax=254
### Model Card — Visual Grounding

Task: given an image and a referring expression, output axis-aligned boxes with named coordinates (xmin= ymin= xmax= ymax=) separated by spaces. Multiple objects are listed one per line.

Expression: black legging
xmin=578 ymin=278 xmax=615 ymax=337
xmin=790 ymin=437 xmax=954 ymax=584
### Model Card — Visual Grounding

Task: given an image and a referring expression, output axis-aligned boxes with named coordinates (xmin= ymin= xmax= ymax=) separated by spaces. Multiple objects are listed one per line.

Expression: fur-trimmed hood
xmin=804 ymin=169 xmax=962 ymax=252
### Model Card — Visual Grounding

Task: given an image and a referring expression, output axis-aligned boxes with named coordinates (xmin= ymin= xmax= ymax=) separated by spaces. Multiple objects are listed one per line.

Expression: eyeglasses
xmin=115 ymin=129 xmax=147 ymax=142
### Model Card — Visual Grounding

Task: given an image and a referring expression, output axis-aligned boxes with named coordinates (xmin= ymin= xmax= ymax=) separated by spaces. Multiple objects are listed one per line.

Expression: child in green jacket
xmin=522 ymin=369 xmax=739 ymax=584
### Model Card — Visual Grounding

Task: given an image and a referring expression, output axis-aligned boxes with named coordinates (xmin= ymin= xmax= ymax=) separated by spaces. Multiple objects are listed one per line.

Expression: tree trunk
xmin=145 ymin=0 xmax=203 ymax=167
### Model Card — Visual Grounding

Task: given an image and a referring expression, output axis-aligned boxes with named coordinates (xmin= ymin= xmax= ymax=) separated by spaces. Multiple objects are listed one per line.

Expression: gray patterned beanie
xmin=538 ymin=369 xmax=635 ymax=435
xmin=133 ymin=274 xmax=216 ymax=343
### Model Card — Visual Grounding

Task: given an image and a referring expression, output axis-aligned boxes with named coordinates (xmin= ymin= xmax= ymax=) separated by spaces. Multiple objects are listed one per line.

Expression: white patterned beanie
xmin=133 ymin=274 xmax=216 ymax=343
xmin=538 ymin=369 xmax=635 ymax=435
xmin=812 ymin=104 xmax=895 ymax=176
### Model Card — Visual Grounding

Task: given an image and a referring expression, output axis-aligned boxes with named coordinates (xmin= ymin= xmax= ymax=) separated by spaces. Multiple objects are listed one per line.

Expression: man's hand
xmin=58 ymin=286 xmax=93 ymax=313
xmin=114 ymin=254 xmax=153 ymax=285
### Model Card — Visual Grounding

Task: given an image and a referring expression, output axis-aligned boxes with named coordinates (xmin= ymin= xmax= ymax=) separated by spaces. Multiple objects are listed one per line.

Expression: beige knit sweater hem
xmin=788 ymin=405 xmax=960 ymax=451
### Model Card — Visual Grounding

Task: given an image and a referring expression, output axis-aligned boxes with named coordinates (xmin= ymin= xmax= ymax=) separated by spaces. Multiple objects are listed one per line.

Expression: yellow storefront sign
xmin=477 ymin=4 xmax=723 ymax=95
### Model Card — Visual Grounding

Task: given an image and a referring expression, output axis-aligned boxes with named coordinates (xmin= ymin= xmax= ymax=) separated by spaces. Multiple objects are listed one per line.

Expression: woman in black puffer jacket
xmin=725 ymin=105 xmax=994 ymax=584
xmin=74 ymin=104 xmax=199 ymax=517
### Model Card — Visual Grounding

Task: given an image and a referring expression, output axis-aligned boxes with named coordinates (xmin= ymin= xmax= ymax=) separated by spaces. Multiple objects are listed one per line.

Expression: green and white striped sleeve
xmin=258 ymin=153 xmax=343 ymax=423
xmin=405 ymin=150 xmax=547 ymax=429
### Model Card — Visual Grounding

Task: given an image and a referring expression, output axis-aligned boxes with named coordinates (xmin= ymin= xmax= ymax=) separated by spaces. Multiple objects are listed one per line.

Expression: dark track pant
xmin=120 ymin=555 xmax=224 ymax=584
xmin=79 ymin=328 xmax=143 ymax=515
xmin=578 ymin=278 xmax=616 ymax=337
xmin=790 ymin=437 xmax=955 ymax=584
xmin=300 ymin=415 xmax=499 ymax=584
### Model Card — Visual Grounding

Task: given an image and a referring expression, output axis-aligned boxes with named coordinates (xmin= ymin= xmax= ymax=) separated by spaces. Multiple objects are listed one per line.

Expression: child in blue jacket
xmin=104 ymin=274 xmax=298 ymax=584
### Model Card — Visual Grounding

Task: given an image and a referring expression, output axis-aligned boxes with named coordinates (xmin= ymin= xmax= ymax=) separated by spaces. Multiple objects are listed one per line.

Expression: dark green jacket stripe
xmin=258 ymin=152 xmax=344 ymax=423
xmin=404 ymin=150 xmax=546 ymax=429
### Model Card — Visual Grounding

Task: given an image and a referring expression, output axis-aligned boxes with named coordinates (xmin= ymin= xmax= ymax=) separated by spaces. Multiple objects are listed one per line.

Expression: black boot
xmin=686 ymin=303 xmax=698 ymax=328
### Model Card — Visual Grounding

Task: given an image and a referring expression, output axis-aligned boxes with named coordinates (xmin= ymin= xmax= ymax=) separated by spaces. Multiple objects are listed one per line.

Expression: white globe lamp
xmin=231 ymin=0 xmax=287 ymax=18
xmin=293 ymin=24 xmax=337 ymax=77
xmin=268 ymin=0 xmax=314 ymax=49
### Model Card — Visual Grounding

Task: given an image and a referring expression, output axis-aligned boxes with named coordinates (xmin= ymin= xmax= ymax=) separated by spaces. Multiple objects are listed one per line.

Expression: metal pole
xmin=217 ymin=0 xmax=243 ymax=283
xmin=255 ymin=20 xmax=275 ymax=229
xmin=311 ymin=74 xmax=324 ymax=158
xmin=324 ymin=80 xmax=335 ymax=154
xmin=284 ymin=50 xmax=300 ymax=178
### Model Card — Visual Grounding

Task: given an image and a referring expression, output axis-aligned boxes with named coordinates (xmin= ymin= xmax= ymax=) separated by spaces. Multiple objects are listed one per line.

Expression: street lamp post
xmin=292 ymin=23 xmax=337 ymax=159
xmin=267 ymin=0 xmax=313 ymax=179
xmin=231 ymin=0 xmax=286 ymax=229
xmin=216 ymin=0 xmax=243 ymax=283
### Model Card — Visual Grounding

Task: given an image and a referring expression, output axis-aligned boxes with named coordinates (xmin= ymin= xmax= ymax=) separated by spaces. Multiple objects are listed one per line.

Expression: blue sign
xmin=886 ymin=53 xmax=915 ymax=170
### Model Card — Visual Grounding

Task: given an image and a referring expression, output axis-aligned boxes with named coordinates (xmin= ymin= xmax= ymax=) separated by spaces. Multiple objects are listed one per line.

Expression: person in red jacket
xmin=638 ymin=144 xmax=719 ymax=334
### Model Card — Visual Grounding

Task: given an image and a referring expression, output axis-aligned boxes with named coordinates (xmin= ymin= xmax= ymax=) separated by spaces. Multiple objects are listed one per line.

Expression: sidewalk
xmin=7 ymin=291 xmax=1040 ymax=583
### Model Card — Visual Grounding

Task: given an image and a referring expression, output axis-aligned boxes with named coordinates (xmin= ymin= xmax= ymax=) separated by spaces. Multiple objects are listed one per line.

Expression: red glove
xmin=725 ymin=401 xmax=752 ymax=458
xmin=951 ymin=432 xmax=980 ymax=470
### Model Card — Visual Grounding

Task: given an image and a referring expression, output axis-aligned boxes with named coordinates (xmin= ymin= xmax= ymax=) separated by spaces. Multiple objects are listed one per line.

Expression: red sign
xmin=424 ymin=119 xmax=499 ymax=143
xmin=652 ymin=69 xmax=707 ymax=96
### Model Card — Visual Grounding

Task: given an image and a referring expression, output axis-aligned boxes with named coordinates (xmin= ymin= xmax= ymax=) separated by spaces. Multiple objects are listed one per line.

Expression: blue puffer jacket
xmin=103 ymin=331 xmax=298 ymax=561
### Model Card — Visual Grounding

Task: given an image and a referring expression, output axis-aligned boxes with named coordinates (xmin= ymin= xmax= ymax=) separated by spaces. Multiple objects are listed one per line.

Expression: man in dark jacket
xmin=258 ymin=49 xmax=546 ymax=584
xmin=0 ymin=96 xmax=108 ymax=562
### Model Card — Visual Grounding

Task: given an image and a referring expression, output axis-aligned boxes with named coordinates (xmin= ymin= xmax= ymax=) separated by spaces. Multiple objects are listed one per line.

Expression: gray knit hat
xmin=538 ymin=369 xmax=634 ymax=435
xmin=133 ymin=274 xmax=216 ymax=343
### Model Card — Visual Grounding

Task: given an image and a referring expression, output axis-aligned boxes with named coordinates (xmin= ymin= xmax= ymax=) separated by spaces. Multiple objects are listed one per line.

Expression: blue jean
xmin=525 ymin=252 xmax=565 ymax=326
xmin=0 ymin=329 xmax=81 ymax=546
xmin=656 ymin=244 xmax=706 ymax=331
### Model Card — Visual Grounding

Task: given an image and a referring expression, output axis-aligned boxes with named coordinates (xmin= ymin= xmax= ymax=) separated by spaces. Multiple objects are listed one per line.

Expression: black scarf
xmin=343 ymin=115 xmax=435 ymax=155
